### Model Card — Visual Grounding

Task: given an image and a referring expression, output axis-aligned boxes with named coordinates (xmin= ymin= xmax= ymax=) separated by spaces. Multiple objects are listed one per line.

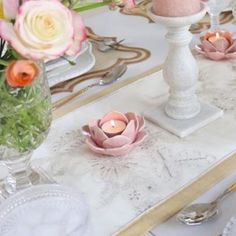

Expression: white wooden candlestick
xmin=145 ymin=5 xmax=223 ymax=137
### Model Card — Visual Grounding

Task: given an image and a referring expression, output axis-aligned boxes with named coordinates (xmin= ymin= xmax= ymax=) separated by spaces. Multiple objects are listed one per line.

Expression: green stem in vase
xmin=0 ymin=59 xmax=9 ymax=67
xmin=0 ymin=72 xmax=52 ymax=153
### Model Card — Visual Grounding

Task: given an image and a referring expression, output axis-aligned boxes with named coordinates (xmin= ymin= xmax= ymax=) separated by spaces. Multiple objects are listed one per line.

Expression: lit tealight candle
xmin=101 ymin=120 xmax=126 ymax=136
xmin=208 ymin=32 xmax=224 ymax=43
xmin=206 ymin=31 xmax=231 ymax=52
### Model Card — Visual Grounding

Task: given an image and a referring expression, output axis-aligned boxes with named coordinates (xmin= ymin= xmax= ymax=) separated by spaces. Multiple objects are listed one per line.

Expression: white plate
xmin=46 ymin=41 xmax=95 ymax=87
xmin=0 ymin=184 xmax=90 ymax=236
xmin=223 ymin=216 xmax=236 ymax=236
xmin=45 ymin=41 xmax=89 ymax=72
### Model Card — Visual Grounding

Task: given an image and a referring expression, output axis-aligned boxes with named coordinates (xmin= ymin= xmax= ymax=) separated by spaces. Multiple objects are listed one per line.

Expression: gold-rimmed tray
xmin=50 ymin=27 xmax=150 ymax=95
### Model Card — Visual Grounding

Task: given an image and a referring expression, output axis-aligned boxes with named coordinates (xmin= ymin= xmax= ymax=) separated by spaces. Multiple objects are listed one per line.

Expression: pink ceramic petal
xmin=90 ymin=126 xmax=108 ymax=147
xmin=87 ymin=138 xmax=133 ymax=156
xmin=105 ymin=145 xmax=134 ymax=156
xmin=125 ymin=112 xmax=139 ymax=129
xmin=196 ymin=46 xmax=226 ymax=60
xmin=221 ymin=31 xmax=234 ymax=44
xmin=99 ymin=111 xmax=128 ymax=126
xmin=133 ymin=131 xmax=148 ymax=146
xmin=103 ymin=135 xmax=132 ymax=149
xmin=213 ymin=39 xmax=230 ymax=53
xmin=137 ymin=115 xmax=145 ymax=131
xmin=201 ymin=40 xmax=218 ymax=52
xmin=206 ymin=51 xmax=226 ymax=61
xmin=226 ymin=40 xmax=236 ymax=53
xmin=86 ymin=138 xmax=108 ymax=156
xmin=226 ymin=52 xmax=236 ymax=59
xmin=88 ymin=119 xmax=99 ymax=129
xmin=121 ymin=120 xmax=137 ymax=142
xmin=82 ymin=125 xmax=91 ymax=137
xmin=195 ymin=45 xmax=206 ymax=55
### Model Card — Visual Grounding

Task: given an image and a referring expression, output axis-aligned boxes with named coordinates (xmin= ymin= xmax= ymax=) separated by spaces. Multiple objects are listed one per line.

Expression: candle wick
xmin=110 ymin=120 xmax=116 ymax=128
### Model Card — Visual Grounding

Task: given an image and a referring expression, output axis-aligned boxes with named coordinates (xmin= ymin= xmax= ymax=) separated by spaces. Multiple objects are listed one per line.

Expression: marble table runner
xmin=32 ymin=54 xmax=236 ymax=236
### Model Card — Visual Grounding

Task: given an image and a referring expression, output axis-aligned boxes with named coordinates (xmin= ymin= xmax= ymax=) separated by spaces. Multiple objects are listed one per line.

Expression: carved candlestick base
xmin=144 ymin=5 xmax=223 ymax=138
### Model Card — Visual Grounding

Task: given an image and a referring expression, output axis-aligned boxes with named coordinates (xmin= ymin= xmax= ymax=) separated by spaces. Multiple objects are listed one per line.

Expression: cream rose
xmin=0 ymin=0 xmax=86 ymax=60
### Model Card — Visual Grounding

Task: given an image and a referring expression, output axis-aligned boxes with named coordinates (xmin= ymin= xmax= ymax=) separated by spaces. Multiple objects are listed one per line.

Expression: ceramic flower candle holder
xmin=82 ymin=111 xmax=147 ymax=157
xmin=196 ymin=31 xmax=236 ymax=60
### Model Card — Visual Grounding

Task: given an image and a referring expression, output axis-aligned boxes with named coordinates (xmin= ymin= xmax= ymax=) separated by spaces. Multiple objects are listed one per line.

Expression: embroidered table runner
xmin=33 ymin=54 xmax=236 ymax=236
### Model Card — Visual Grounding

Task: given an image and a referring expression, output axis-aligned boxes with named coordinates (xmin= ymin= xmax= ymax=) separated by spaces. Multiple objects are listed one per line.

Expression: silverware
xmin=96 ymin=39 xmax=125 ymax=52
xmin=53 ymin=64 xmax=127 ymax=110
xmin=177 ymin=182 xmax=236 ymax=225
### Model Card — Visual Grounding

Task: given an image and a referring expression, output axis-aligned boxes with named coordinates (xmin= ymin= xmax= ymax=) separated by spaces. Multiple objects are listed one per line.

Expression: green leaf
xmin=11 ymin=50 xmax=22 ymax=60
xmin=0 ymin=73 xmax=52 ymax=153
xmin=73 ymin=1 xmax=111 ymax=11
xmin=0 ymin=59 xmax=9 ymax=67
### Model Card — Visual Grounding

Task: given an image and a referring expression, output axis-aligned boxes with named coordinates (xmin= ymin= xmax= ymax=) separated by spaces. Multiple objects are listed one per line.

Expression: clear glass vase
xmin=0 ymin=61 xmax=52 ymax=194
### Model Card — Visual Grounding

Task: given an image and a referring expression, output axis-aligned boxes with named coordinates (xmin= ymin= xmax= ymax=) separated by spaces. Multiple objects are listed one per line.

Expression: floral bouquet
xmin=0 ymin=0 xmax=86 ymax=191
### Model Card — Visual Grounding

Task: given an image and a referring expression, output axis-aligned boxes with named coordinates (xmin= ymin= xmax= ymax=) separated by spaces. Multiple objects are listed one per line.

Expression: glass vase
xmin=204 ymin=0 xmax=233 ymax=32
xmin=0 ymin=61 xmax=52 ymax=194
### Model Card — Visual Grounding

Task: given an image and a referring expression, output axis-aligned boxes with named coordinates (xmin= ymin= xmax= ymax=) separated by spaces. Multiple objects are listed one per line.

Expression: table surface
xmin=36 ymin=5 xmax=236 ymax=236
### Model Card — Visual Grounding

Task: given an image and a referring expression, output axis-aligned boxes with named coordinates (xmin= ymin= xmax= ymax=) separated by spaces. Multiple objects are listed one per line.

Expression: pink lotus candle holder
xmin=82 ymin=111 xmax=147 ymax=157
xmin=196 ymin=31 xmax=236 ymax=61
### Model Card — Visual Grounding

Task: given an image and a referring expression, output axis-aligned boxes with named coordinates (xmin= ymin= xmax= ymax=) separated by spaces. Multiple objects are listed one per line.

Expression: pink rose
xmin=2 ymin=0 xmax=19 ymax=19
xmin=123 ymin=0 xmax=136 ymax=10
xmin=0 ymin=0 xmax=86 ymax=60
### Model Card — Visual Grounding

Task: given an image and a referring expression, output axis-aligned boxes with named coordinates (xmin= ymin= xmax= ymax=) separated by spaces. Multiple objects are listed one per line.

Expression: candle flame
xmin=110 ymin=120 xmax=116 ymax=127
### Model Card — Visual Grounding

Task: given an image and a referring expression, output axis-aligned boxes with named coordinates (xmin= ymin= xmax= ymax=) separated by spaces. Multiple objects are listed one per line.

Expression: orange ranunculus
xmin=5 ymin=60 xmax=40 ymax=88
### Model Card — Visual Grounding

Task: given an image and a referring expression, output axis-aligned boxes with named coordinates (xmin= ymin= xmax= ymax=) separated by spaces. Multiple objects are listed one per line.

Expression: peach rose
xmin=5 ymin=60 xmax=40 ymax=87
xmin=0 ymin=0 xmax=86 ymax=60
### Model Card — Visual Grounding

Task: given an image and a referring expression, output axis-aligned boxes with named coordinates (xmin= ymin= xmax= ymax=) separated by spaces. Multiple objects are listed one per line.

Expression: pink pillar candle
xmin=153 ymin=0 xmax=201 ymax=17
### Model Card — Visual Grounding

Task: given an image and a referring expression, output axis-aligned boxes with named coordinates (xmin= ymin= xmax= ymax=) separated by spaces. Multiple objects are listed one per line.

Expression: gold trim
xmin=53 ymin=64 xmax=163 ymax=119
xmin=114 ymin=153 xmax=236 ymax=236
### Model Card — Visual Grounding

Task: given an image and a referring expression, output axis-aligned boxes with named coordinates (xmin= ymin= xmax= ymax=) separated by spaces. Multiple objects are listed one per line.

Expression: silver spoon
xmin=96 ymin=39 xmax=125 ymax=52
xmin=177 ymin=182 xmax=236 ymax=225
xmin=53 ymin=64 xmax=127 ymax=109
